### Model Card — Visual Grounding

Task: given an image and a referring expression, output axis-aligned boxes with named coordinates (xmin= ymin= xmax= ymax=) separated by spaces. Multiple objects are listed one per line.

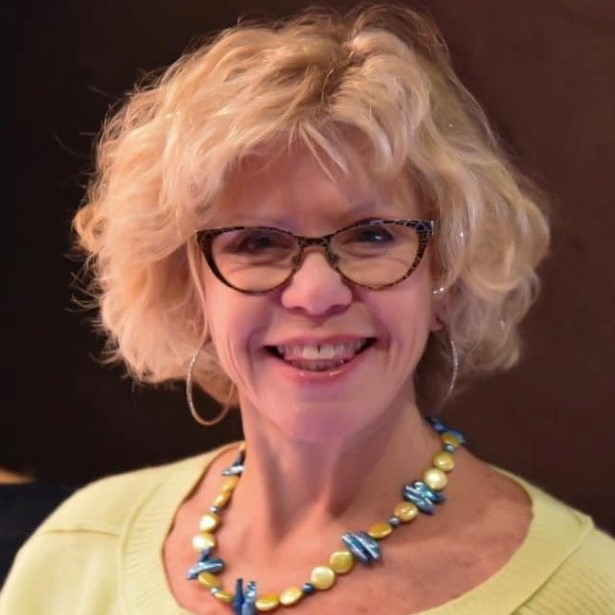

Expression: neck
xmin=229 ymin=397 xmax=440 ymax=543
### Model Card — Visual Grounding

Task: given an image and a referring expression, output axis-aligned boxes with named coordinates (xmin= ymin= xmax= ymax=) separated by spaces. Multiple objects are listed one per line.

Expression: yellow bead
xmin=424 ymin=467 xmax=448 ymax=491
xmin=441 ymin=432 xmax=462 ymax=448
xmin=394 ymin=502 xmax=419 ymax=522
xmin=199 ymin=511 xmax=221 ymax=532
xmin=310 ymin=566 xmax=336 ymax=590
xmin=192 ymin=531 xmax=216 ymax=551
xmin=197 ymin=571 xmax=221 ymax=589
xmin=329 ymin=550 xmax=354 ymax=574
xmin=212 ymin=589 xmax=234 ymax=603
xmin=255 ymin=594 xmax=280 ymax=611
xmin=433 ymin=451 xmax=455 ymax=472
xmin=222 ymin=475 xmax=240 ymax=492
xmin=368 ymin=521 xmax=393 ymax=540
xmin=214 ymin=490 xmax=232 ymax=509
xmin=280 ymin=586 xmax=304 ymax=606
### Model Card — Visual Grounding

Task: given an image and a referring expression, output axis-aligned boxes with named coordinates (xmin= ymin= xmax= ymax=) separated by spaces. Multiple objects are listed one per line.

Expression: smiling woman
xmin=2 ymin=3 xmax=614 ymax=615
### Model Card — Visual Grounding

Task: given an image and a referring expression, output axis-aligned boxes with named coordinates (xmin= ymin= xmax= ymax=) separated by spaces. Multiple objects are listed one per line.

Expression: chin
xmin=255 ymin=396 xmax=400 ymax=444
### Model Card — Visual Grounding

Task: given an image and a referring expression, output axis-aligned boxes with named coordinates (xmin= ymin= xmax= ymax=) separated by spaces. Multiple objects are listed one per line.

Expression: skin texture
xmin=163 ymin=144 xmax=532 ymax=614
xmin=204 ymin=144 xmax=438 ymax=445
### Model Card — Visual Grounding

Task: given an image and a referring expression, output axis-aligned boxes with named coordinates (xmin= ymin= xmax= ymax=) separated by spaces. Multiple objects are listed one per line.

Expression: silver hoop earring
xmin=442 ymin=327 xmax=459 ymax=399
xmin=186 ymin=350 xmax=231 ymax=426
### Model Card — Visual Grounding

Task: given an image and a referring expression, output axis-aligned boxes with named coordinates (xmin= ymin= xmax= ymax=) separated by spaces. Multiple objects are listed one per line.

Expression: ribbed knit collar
xmin=120 ymin=444 xmax=593 ymax=614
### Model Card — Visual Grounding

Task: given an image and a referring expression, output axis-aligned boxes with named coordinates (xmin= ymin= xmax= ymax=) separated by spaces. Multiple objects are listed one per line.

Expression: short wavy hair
xmin=74 ymin=3 xmax=550 ymax=408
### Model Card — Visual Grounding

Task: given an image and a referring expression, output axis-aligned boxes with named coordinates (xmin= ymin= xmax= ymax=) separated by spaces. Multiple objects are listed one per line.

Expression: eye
xmin=219 ymin=228 xmax=295 ymax=256
xmin=236 ymin=230 xmax=279 ymax=252
xmin=343 ymin=223 xmax=396 ymax=244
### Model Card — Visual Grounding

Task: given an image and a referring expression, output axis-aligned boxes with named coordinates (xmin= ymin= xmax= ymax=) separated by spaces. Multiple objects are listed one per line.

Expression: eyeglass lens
xmin=208 ymin=221 xmax=425 ymax=292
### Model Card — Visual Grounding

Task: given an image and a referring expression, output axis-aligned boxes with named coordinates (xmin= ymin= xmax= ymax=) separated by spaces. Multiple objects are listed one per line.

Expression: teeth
xmin=275 ymin=340 xmax=368 ymax=361
xmin=292 ymin=359 xmax=348 ymax=372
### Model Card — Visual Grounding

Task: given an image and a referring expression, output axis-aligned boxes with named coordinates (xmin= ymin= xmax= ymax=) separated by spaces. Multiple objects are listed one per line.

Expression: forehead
xmin=211 ymin=141 xmax=420 ymax=229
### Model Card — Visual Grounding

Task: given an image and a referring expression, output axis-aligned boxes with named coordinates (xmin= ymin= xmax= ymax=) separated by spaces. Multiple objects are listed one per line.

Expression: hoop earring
xmin=442 ymin=326 xmax=459 ymax=399
xmin=186 ymin=350 xmax=231 ymax=426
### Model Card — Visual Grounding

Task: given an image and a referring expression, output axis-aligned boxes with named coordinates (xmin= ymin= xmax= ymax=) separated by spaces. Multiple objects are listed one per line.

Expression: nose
xmin=279 ymin=250 xmax=353 ymax=316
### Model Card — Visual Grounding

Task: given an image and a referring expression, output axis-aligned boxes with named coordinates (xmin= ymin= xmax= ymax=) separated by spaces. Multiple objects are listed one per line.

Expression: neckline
xmin=121 ymin=443 xmax=593 ymax=615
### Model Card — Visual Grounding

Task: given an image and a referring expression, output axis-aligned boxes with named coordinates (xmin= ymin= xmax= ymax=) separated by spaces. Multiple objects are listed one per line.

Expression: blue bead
xmin=186 ymin=548 xmax=218 ymax=579
xmin=389 ymin=516 xmax=401 ymax=528
xmin=242 ymin=582 xmax=257 ymax=615
xmin=200 ymin=548 xmax=212 ymax=560
xmin=222 ymin=464 xmax=244 ymax=476
xmin=200 ymin=558 xmax=225 ymax=574
xmin=209 ymin=505 xmax=222 ymax=514
xmin=427 ymin=416 xmax=467 ymax=444
xmin=403 ymin=482 xmax=445 ymax=514
xmin=233 ymin=579 xmax=245 ymax=614
xmin=403 ymin=491 xmax=434 ymax=514
xmin=223 ymin=449 xmax=246 ymax=476
xmin=302 ymin=582 xmax=316 ymax=594
xmin=186 ymin=561 xmax=210 ymax=579
xmin=446 ymin=427 xmax=467 ymax=444
xmin=427 ymin=416 xmax=447 ymax=433
xmin=233 ymin=578 xmax=257 ymax=615
xmin=342 ymin=532 xmax=371 ymax=564
xmin=342 ymin=531 xmax=381 ymax=565
xmin=411 ymin=481 xmax=446 ymax=504
xmin=443 ymin=443 xmax=455 ymax=453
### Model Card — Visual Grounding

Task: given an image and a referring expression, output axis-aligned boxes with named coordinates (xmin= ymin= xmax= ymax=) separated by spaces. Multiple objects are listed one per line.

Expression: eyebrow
xmin=220 ymin=202 xmax=396 ymax=229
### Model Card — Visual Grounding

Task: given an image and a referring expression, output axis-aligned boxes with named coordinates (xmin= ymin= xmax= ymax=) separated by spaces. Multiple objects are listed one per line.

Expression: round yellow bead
xmin=280 ymin=586 xmax=304 ymax=606
xmin=255 ymin=594 xmax=280 ymax=611
xmin=197 ymin=571 xmax=221 ymax=589
xmin=199 ymin=511 xmax=221 ymax=532
xmin=368 ymin=521 xmax=393 ymax=540
xmin=214 ymin=490 xmax=232 ymax=509
xmin=221 ymin=475 xmax=240 ymax=492
xmin=212 ymin=589 xmax=233 ymax=603
xmin=192 ymin=531 xmax=216 ymax=551
xmin=424 ymin=467 xmax=448 ymax=491
xmin=310 ymin=566 xmax=336 ymax=590
xmin=394 ymin=501 xmax=419 ymax=522
xmin=441 ymin=432 xmax=462 ymax=448
xmin=433 ymin=451 xmax=455 ymax=472
xmin=329 ymin=550 xmax=355 ymax=574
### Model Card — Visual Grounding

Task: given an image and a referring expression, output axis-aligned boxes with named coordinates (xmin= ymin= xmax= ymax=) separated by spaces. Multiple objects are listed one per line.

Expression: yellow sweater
xmin=1 ymin=444 xmax=614 ymax=614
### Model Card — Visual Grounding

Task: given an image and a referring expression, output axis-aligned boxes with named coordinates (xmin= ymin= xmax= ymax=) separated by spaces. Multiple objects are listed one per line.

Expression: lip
xmin=261 ymin=335 xmax=376 ymax=382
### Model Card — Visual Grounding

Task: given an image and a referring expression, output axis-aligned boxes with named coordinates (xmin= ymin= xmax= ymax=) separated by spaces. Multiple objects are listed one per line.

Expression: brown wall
xmin=5 ymin=0 xmax=614 ymax=533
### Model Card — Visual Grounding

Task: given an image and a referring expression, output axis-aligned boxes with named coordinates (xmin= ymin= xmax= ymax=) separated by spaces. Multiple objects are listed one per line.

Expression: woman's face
xmin=202 ymin=144 xmax=438 ymax=442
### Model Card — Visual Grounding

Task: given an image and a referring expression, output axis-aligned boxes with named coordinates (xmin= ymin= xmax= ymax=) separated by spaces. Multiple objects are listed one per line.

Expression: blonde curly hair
xmin=74 ymin=3 xmax=549 ymax=408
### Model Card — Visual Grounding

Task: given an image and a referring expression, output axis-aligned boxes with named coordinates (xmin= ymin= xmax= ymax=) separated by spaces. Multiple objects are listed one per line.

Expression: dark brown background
xmin=4 ymin=0 xmax=614 ymax=533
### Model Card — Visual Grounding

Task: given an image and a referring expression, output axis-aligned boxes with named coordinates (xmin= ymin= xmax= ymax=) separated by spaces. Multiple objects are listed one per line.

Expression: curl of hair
xmin=74 ymin=3 xmax=550 ymax=407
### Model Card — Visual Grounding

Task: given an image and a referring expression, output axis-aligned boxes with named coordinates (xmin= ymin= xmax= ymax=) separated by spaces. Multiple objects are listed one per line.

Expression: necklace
xmin=187 ymin=416 xmax=466 ymax=614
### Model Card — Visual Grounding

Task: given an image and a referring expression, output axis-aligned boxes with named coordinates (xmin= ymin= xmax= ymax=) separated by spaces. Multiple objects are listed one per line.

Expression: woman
xmin=1 ymin=4 xmax=613 ymax=614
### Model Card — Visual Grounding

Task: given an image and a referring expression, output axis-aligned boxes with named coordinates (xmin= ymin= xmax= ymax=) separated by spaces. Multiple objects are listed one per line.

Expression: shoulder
xmin=38 ymin=452 xmax=215 ymax=536
xmin=521 ymin=526 xmax=615 ymax=614
xmin=0 ymin=448 xmax=231 ymax=615
xmin=500 ymin=469 xmax=615 ymax=613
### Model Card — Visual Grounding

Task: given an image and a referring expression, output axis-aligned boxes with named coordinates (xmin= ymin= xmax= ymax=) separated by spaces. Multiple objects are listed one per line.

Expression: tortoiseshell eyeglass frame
xmin=195 ymin=218 xmax=435 ymax=294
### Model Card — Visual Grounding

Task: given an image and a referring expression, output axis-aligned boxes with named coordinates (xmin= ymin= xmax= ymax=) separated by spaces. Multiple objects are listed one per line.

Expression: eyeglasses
xmin=196 ymin=219 xmax=434 ymax=294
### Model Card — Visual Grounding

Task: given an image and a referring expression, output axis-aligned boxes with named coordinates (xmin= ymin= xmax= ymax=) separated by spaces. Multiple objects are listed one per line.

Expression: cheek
xmin=203 ymin=280 xmax=268 ymax=384
xmin=202 ymin=277 xmax=240 ymax=374
xmin=371 ymin=271 xmax=435 ymax=358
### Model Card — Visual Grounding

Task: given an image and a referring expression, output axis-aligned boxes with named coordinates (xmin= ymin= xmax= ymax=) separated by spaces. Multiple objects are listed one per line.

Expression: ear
xmin=430 ymin=286 xmax=447 ymax=332
xmin=430 ymin=313 xmax=443 ymax=332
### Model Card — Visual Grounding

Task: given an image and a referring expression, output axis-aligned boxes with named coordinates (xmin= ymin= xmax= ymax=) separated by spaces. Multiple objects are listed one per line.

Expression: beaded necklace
xmin=187 ymin=417 xmax=466 ymax=614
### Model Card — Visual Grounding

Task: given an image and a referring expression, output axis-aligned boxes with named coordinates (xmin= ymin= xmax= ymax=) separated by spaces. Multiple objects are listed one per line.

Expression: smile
xmin=267 ymin=339 xmax=374 ymax=372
